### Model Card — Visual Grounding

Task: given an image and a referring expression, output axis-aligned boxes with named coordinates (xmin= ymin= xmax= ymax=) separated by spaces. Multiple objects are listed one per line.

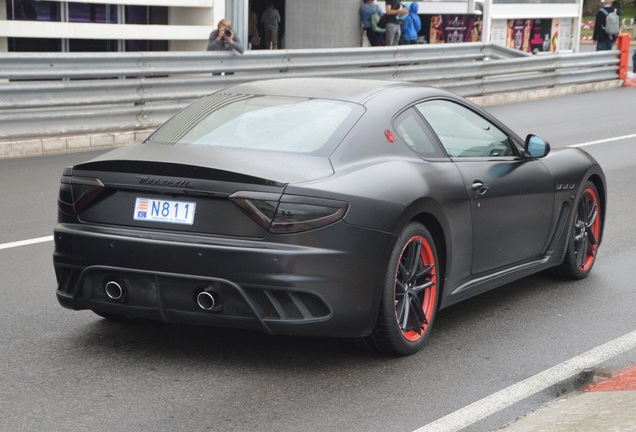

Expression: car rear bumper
xmin=53 ymin=222 xmax=393 ymax=338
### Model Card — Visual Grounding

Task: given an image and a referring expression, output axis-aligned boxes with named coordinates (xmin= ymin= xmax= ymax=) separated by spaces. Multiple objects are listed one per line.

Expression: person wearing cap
xmin=593 ymin=0 xmax=620 ymax=51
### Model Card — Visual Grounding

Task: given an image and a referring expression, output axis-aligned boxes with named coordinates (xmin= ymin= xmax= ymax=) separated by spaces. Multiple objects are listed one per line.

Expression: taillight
xmin=58 ymin=170 xmax=105 ymax=215
xmin=230 ymin=192 xmax=348 ymax=234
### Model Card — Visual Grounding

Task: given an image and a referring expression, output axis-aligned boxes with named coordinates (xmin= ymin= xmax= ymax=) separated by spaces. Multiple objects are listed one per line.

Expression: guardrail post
xmin=617 ymin=33 xmax=630 ymax=80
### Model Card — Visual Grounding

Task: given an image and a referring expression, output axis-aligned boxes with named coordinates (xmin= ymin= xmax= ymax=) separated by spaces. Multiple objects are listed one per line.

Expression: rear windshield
xmin=145 ymin=93 xmax=362 ymax=154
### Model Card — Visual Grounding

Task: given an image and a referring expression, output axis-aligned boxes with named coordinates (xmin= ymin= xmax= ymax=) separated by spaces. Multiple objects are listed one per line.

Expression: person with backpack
xmin=593 ymin=0 xmax=621 ymax=51
xmin=360 ymin=0 xmax=384 ymax=46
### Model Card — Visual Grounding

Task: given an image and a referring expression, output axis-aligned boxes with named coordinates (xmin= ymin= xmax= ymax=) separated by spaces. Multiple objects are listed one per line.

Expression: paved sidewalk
xmin=499 ymin=364 xmax=636 ymax=431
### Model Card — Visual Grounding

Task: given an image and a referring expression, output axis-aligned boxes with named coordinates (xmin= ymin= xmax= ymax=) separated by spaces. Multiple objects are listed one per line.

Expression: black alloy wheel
xmin=359 ymin=222 xmax=439 ymax=356
xmin=556 ymin=181 xmax=602 ymax=279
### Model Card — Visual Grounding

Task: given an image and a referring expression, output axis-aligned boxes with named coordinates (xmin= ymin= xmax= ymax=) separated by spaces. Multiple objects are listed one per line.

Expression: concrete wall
xmin=0 ymin=3 xmax=6 ymax=52
xmin=170 ymin=6 xmax=216 ymax=51
xmin=285 ymin=0 xmax=363 ymax=49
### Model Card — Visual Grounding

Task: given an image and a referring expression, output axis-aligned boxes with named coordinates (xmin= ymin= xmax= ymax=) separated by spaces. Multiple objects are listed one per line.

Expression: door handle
xmin=472 ymin=181 xmax=489 ymax=196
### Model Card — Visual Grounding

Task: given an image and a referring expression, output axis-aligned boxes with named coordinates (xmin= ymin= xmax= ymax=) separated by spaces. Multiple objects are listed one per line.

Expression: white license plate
xmin=133 ymin=197 xmax=196 ymax=225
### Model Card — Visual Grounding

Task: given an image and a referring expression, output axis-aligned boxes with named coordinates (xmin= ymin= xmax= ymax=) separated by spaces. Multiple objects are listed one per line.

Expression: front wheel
xmin=359 ymin=223 xmax=439 ymax=356
xmin=555 ymin=181 xmax=602 ymax=279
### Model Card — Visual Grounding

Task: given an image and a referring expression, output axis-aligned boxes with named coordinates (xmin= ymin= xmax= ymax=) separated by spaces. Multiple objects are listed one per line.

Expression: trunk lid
xmin=66 ymin=144 xmax=334 ymax=238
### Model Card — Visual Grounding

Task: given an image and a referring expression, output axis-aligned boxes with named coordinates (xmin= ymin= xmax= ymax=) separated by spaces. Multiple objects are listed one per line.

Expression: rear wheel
xmin=360 ymin=223 xmax=439 ymax=356
xmin=555 ymin=181 xmax=602 ymax=279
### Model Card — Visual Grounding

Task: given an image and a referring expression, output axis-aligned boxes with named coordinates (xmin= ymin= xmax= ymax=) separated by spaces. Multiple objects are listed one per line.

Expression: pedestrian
xmin=206 ymin=18 xmax=244 ymax=54
xmin=400 ymin=2 xmax=421 ymax=45
xmin=383 ymin=0 xmax=407 ymax=46
xmin=360 ymin=0 xmax=383 ymax=47
xmin=261 ymin=2 xmax=281 ymax=49
xmin=248 ymin=8 xmax=260 ymax=49
xmin=593 ymin=0 xmax=620 ymax=51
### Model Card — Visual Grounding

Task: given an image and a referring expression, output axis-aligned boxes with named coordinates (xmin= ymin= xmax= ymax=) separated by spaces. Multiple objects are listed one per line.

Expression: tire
xmin=555 ymin=181 xmax=602 ymax=279
xmin=360 ymin=222 xmax=439 ymax=356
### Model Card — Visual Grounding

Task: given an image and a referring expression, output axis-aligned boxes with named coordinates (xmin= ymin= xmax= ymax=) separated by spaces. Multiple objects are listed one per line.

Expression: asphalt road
xmin=1 ymin=87 xmax=635 ymax=432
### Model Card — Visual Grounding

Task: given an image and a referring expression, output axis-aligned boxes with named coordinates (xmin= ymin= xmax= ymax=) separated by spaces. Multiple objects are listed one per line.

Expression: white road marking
xmin=413 ymin=330 xmax=636 ymax=432
xmin=570 ymin=133 xmax=636 ymax=147
xmin=0 ymin=236 xmax=54 ymax=251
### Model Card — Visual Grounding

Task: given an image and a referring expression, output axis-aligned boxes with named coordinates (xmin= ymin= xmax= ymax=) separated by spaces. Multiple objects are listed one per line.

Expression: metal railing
xmin=0 ymin=43 xmax=620 ymax=140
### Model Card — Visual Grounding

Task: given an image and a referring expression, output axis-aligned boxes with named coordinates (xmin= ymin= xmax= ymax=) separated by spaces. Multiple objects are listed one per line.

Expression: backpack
xmin=376 ymin=14 xmax=387 ymax=30
xmin=371 ymin=13 xmax=386 ymax=33
xmin=602 ymin=8 xmax=620 ymax=37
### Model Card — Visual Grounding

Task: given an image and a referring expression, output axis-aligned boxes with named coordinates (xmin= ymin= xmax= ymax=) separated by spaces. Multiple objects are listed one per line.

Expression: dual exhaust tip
xmin=196 ymin=290 xmax=222 ymax=312
xmin=103 ymin=280 xmax=222 ymax=312
xmin=105 ymin=280 xmax=125 ymax=301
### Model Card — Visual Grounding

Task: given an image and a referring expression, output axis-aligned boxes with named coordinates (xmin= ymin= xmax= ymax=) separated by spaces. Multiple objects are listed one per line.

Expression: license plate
xmin=133 ymin=197 xmax=196 ymax=225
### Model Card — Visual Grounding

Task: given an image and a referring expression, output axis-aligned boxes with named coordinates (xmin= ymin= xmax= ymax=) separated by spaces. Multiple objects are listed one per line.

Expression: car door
xmin=415 ymin=99 xmax=555 ymax=274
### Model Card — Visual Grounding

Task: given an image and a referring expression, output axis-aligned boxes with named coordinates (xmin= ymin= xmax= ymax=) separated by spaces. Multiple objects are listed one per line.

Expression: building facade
xmin=0 ymin=0 xmax=220 ymax=52
xmin=0 ymin=0 xmax=582 ymax=54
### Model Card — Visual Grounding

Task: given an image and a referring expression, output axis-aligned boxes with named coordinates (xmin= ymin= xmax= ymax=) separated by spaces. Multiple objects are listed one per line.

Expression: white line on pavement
xmin=412 ymin=330 xmax=636 ymax=432
xmin=570 ymin=133 xmax=636 ymax=147
xmin=0 ymin=236 xmax=54 ymax=251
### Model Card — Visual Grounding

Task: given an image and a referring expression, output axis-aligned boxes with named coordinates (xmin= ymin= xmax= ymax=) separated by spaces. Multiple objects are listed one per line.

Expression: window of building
xmin=124 ymin=5 xmax=168 ymax=51
xmin=6 ymin=0 xmax=61 ymax=21
xmin=6 ymin=0 xmax=62 ymax=50
xmin=5 ymin=1 xmax=169 ymax=52
xmin=68 ymin=2 xmax=117 ymax=23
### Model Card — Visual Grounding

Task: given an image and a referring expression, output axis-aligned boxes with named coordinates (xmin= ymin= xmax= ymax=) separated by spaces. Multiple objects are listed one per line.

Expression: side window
xmin=415 ymin=100 xmax=515 ymax=158
xmin=394 ymin=109 xmax=445 ymax=158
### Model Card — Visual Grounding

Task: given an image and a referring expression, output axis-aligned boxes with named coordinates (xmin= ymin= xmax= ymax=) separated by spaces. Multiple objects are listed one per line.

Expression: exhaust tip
xmin=197 ymin=291 xmax=219 ymax=311
xmin=105 ymin=280 xmax=125 ymax=301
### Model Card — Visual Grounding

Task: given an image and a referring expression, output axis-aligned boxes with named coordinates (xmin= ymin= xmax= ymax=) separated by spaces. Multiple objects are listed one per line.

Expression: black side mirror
xmin=525 ymin=134 xmax=550 ymax=158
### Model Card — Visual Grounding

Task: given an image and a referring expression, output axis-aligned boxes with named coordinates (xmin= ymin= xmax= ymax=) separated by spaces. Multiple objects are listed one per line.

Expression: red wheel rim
xmin=393 ymin=236 xmax=437 ymax=342
xmin=575 ymin=187 xmax=600 ymax=271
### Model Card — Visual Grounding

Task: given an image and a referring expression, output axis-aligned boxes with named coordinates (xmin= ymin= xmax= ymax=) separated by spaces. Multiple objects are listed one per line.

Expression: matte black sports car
xmin=54 ymin=78 xmax=606 ymax=355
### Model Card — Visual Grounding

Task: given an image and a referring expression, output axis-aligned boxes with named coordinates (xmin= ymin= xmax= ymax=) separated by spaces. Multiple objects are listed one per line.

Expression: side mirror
xmin=525 ymin=134 xmax=550 ymax=158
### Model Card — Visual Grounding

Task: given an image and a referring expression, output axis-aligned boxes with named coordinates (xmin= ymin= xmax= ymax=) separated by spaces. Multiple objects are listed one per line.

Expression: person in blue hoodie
xmin=400 ymin=2 xmax=421 ymax=45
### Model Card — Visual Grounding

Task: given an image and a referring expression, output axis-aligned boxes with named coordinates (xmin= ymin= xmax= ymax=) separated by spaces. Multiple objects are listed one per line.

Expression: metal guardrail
xmin=0 ymin=43 xmax=620 ymax=140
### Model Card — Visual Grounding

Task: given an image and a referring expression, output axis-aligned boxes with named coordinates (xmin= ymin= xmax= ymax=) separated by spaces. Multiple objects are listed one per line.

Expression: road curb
xmin=0 ymin=129 xmax=155 ymax=160
xmin=499 ymin=364 xmax=636 ymax=431
xmin=583 ymin=364 xmax=636 ymax=392
xmin=468 ymin=79 xmax=623 ymax=107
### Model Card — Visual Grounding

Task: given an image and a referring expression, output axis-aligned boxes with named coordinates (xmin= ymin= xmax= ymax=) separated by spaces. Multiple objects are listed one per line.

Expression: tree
xmin=582 ymin=0 xmax=596 ymax=16
xmin=582 ymin=0 xmax=624 ymax=16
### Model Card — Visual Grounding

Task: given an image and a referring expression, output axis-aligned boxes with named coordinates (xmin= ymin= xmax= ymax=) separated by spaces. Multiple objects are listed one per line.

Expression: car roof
xmin=218 ymin=77 xmax=446 ymax=104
